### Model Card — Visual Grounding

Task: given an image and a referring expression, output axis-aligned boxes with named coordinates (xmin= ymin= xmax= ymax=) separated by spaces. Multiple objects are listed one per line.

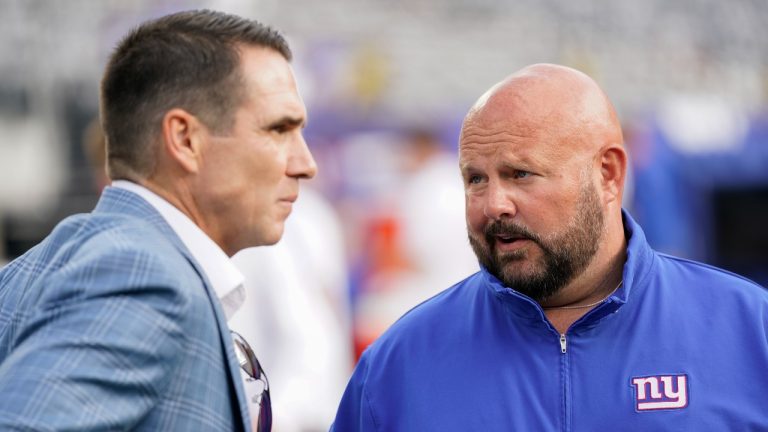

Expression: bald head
xmin=462 ymin=63 xmax=623 ymax=156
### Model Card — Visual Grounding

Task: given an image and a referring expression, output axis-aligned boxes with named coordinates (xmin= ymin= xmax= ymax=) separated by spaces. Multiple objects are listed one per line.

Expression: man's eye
xmin=514 ymin=171 xmax=531 ymax=179
xmin=467 ymin=175 xmax=483 ymax=184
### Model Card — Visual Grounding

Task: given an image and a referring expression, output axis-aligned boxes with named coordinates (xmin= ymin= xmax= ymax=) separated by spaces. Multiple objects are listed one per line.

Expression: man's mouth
xmin=483 ymin=221 xmax=539 ymax=252
xmin=496 ymin=234 xmax=526 ymax=244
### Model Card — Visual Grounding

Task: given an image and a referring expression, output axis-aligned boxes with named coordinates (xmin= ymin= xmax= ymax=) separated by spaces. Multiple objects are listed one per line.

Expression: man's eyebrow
xmin=265 ymin=116 xmax=306 ymax=129
xmin=459 ymin=161 xmax=479 ymax=174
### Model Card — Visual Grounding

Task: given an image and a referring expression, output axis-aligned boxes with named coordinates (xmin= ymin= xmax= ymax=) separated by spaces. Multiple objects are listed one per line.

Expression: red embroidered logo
xmin=631 ymin=374 xmax=688 ymax=411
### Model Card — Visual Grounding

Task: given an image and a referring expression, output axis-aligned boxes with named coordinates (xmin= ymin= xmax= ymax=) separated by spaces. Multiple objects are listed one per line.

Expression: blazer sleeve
xmin=0 ymin=244 xmax=191 ymax=431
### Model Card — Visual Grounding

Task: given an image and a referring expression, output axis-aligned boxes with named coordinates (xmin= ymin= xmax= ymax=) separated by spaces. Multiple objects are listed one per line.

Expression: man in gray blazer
xmin=0 ymin=9 xmax=316 ymax=431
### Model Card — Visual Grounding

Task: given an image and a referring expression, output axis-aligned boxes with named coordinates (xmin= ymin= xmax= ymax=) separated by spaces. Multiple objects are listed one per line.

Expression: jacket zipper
xmin=559 ymin=333 xmax=570 ymax=431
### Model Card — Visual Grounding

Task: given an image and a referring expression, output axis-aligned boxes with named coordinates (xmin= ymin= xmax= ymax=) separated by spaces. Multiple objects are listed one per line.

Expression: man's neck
xmin=541 ymin=220 xmax=627 ymax=334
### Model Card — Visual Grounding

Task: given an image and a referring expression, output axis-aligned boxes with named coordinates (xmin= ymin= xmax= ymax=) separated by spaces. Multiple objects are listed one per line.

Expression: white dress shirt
xmin=111 ymin=180 xmax=245 ymax=319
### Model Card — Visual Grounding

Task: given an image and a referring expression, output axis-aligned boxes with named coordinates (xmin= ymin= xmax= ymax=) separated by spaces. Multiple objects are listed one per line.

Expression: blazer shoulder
xmin=15 ymin=211 xmax=204 ymax=310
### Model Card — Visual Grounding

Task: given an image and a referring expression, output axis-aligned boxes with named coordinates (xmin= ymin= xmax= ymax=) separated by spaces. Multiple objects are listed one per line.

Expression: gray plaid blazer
xmin=0 ymin=187 xmax=250 ymax=431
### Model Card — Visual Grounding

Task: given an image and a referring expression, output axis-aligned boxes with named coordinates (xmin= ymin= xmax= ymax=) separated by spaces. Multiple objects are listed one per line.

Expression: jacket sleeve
xmin=0 ymin=246 xmax=190 ymax=431
xmin=330 ymin=352 xmax=379 ymax=432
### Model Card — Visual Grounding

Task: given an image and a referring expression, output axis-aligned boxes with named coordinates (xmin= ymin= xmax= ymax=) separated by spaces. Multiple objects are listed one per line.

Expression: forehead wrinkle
xmin=460 ymin=117 xmax=561 ymax=158
xmin=460 ymin=137 xmax=548 ymax=171
xmin=460 ymin=129 xmax=532 ymax=147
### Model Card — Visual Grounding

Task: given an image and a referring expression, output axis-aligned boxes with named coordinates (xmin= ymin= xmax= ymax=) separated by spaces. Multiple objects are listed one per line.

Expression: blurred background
xmin=1 ymin=0 xmax=767 ymax=430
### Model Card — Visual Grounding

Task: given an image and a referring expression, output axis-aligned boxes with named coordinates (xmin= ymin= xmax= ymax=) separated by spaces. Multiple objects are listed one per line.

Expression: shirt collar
xmin=111 ymin=180 xmax=245 ymax=319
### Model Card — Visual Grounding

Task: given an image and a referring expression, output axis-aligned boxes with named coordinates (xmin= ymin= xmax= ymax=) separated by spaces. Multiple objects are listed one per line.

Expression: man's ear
xmin=599 ymin=144 xmax=627 ymax=204
xmin=160 ymin=108 xmax=206 ymax=174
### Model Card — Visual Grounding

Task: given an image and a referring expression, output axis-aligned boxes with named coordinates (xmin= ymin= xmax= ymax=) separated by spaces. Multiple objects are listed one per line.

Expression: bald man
xmin=331 ymin=64 xmax=768 ymax=431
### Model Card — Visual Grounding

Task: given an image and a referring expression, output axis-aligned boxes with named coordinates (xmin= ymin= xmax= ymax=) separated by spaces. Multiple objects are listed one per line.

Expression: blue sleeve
xmin=0 ymin=246 xmax=190 ymax=431
xmin=331 ymin=352 xmax=379 ymax=432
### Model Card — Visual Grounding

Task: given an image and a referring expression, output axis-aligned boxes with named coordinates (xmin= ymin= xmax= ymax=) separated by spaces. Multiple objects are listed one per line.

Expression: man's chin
xmin=493 ymin=258 xmax=548 ymax=287
xmin=244 ymin=222 xmax=285 ymax=248
xmin=261 ymin=225 xmax=285 ymax=246
xmin=496 ymin=252 xmax=539 ymax=273
xmin=498 ymin=266 xmax=544 ymax=287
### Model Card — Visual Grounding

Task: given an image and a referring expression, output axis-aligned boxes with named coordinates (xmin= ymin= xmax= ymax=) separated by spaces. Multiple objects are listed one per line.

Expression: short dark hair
xmin=100 ymin=9 xmax=292 ymax=179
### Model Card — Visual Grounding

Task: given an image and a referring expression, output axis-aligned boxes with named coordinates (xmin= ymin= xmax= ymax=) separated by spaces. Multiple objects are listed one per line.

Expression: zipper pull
xmin=559 ymin=334 xmax=567 ymax=354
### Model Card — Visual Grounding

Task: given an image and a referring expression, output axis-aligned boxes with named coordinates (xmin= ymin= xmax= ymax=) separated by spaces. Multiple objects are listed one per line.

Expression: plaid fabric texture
xmin=0 ymin=187 xmax=250 ymax=431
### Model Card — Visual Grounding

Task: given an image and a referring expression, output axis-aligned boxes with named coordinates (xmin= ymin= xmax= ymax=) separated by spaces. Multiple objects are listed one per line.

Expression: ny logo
xmin=631 ymin=374 xmax=688 ymax=411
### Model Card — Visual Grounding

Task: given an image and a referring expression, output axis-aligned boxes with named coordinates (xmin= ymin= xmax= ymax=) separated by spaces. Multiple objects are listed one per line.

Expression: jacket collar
xmin=110 ymin=181 xmax=245 ymax=319
xmin=93 ymin=186 xmax=252 ymax=430
xmin=94 ymin=186 xmax=182 ymax=250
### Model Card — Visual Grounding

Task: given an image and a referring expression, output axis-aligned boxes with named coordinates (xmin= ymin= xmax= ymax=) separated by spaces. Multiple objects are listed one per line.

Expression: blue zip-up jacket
xmin=332 ymin=212 xmax=768 ymax=431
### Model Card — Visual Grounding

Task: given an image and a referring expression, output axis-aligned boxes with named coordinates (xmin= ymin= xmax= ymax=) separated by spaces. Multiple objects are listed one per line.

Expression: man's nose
xmin=483 ymin=181 xmax=517 ymax=220
xmin=288 ymin=134 xmax=317 ymax=179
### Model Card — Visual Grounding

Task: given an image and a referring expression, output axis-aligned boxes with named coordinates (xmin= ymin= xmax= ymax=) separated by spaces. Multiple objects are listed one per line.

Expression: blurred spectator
xmin=352 ymin=128 xmax=478 ymax=356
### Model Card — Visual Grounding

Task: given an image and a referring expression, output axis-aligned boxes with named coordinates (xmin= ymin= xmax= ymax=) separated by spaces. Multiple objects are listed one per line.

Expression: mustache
xmin=483 ymin=220 xmax=541 ymax=244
